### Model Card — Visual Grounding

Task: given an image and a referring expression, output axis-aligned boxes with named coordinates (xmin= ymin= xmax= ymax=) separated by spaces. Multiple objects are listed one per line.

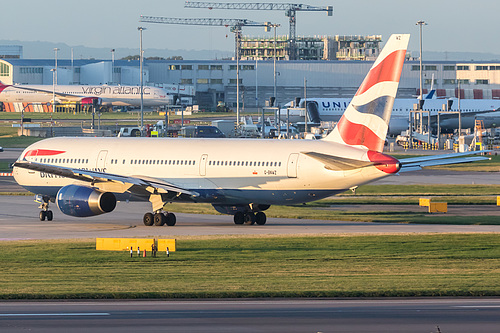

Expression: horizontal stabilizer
xmin=302 ymin=152 xmax=374 ymax=171
xmin=399 ymin=151 xmax=491 ymax=172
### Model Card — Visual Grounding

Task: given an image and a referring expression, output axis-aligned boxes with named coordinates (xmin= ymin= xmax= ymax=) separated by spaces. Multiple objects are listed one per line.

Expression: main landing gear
xmin=143 ymin=211 xmax=176 ymax=226
xmin=233 ymin=211 xmax=267 ymax=225
xmin=38 ymin=195 xmax=53 ymax=221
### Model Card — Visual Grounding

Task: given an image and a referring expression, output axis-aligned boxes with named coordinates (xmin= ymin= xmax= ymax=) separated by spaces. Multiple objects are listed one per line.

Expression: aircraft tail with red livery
xmin=325 ymin=34 xmax=410 ymax=152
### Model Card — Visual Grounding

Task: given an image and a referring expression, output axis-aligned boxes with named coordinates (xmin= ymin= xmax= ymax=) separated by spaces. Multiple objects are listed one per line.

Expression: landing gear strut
xmin=38 ymin=196 xmax=53 ymax=221
xmin=143 ymin=211 xmax=176 ymax=226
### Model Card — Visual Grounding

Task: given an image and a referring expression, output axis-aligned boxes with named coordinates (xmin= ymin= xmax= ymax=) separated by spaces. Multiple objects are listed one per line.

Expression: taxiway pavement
xmin=0 ymin=195 xmax=499 ymax=240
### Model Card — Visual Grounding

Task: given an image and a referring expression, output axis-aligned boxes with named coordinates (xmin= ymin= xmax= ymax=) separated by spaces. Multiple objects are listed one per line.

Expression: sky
xmin=2 ymin=0 xmax=499 ymax=58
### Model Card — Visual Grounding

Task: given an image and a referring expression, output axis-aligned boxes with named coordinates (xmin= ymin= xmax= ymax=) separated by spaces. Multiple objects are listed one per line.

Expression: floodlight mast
xmin=184 ymin=2 xmax=333 ymax=60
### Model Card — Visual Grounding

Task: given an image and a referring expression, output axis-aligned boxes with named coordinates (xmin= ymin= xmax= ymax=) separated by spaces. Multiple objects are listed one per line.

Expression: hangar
xmin=2 ymin=57 xmax=500 ymax=110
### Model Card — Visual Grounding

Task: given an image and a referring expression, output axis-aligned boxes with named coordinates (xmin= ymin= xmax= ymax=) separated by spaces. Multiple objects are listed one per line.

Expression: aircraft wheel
xmin=165 ymin=213 xmax=176 ymax=226
xmin=39 ymin=211 xmax=46 ymax=221
xmin=233 ymin=212 xmax=244 ymax=225
xmin=244 ymin=213 xmax=256 ymax=225
xmin=143 ymin=212 xmax=154 ymax=226
xmin=46 ymin=210 xmax=53 ymax=221
xmin=255 ymin=212 xmax=266 ymax=225
xmin=154 ymin=213 xmax=165 ymax=226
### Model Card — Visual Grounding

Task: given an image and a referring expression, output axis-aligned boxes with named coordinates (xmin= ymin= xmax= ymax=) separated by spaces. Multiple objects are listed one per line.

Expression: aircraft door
xmin=287 ymin=153 xmax=299 ymax=178
xmin=199 ymin=154 xmax=208 ymax=176
xmin=96 ymin=150 xmax=108 ymax=169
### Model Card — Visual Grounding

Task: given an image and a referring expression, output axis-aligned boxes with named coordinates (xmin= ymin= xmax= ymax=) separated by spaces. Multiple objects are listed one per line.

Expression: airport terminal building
xmin=2 ymin=57 xmax=500 ymax=110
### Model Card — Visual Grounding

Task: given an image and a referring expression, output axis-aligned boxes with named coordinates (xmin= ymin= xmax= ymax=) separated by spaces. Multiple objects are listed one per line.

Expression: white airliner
xmin=0 ymin=81 xmax=173 ymax=107
xmin=12 ymin=34 xmax=488 ymax=226
xmin=282 ymin=92 xmax=500 ymax=135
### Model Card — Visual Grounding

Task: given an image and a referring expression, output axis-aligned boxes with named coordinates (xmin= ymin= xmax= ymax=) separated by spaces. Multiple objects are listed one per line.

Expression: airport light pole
xmin=53 ymin=48 xmax=59 ymax=85
xmin=70 ymin=48 xmax=74 ymax=85
xmin=416 ymin=20 xmax=427 ymax=139
xmin=111 ymin=49 xmax=115 ymax=85
xmin=51 ymin=68 xmax=56 ymax=114
xmin=138 ymin=27 xmax=146 ymax=135
xmin=273 ymin=24 xmax=277 ymax=113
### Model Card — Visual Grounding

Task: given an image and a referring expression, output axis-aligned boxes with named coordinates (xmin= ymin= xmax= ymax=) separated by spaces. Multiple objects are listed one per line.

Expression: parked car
xmin=180 ymin=126 xmax=226 ymax=138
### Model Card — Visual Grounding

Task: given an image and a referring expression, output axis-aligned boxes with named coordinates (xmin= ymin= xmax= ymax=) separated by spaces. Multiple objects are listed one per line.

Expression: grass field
xmin=165 ymin=202 xmax=500 ymax=225
xmin=1 ymin=234 xmax=499 ymax=299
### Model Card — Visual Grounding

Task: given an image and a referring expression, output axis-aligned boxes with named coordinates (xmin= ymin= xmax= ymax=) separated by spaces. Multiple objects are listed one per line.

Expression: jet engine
xmin=80 ymin=97 xmax=102 ymax=106
xmin=56 ymin=185 xmax=116 ymax=217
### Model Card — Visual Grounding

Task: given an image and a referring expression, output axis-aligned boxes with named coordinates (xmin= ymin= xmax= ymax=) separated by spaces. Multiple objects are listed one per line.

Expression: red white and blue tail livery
xmin=12 ymin=34 xmax=490 ymax=226
xmin=326 ymin=34 xmax=410 ymax=152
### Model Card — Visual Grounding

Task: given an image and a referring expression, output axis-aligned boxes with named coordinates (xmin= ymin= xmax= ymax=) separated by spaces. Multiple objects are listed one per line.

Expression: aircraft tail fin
xmin=0 ymin=80 xmax=9 ymax=93
xmin=425 ymin=89 xmax=436 ymax=99
xmin=324 ymin=34 xmax=410 ymax=152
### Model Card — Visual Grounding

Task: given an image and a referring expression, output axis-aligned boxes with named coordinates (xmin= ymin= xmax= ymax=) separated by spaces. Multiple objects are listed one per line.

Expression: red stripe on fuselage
xmin=355 ymin=49 xmax=407 ymax=97
xmin=24 ymin=149 xmax=66 ymax=158
xmin=336 ymin=117 xmax=385 ymax=152
xmin=367 ymin=150 xmax=401 ymax=174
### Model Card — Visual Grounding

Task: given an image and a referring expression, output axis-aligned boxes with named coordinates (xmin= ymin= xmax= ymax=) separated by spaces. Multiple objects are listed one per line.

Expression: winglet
xmin=324 ymin=34 xmax=410 ymax=152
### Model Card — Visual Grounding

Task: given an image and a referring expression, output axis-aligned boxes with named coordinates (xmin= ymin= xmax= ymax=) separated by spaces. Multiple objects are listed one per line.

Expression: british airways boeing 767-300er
xmin=12 ymin=35 xmax=489 ymax=226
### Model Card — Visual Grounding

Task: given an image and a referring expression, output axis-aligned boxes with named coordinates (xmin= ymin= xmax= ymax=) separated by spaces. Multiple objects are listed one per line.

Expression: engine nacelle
xmin=56 ymin=185 xmax=116 ymax=217
xmin=80 ymin=97 xmax=102 ymax=106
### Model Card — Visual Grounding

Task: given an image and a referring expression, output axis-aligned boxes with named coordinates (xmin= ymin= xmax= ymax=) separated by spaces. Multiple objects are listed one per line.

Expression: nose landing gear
xmin=36 ymin=195 xmax=53 ymax=221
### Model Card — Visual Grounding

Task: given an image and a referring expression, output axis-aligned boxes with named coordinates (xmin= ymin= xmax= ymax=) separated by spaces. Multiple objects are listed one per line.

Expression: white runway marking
xmin=0 ymin=313 xmax=110 ymax=317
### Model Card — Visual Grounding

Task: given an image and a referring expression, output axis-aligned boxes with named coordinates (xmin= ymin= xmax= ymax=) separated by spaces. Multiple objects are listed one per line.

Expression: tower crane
xmin=139 ymin=16 xmax=274 ymax=60
xmin=139 ymin=15 xmax=280 ymax=129
xmin=184 ymin=1 xmax=333 ymax=60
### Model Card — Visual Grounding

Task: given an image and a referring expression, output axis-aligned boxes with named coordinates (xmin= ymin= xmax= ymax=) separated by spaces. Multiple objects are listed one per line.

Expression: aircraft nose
xmin=367 ymin=151 xmax=401 ymax=174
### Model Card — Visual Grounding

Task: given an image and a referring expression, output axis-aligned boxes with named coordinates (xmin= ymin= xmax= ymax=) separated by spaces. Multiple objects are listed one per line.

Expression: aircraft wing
xmin=13 ymin=161 xmax=199 ymax=198
xmin=398 ymin=151 xmax=491 ymax=172
xmin=430 ymin=108 xmax=500 ymax=121
xmin=12 ymin=86 xmax=85 ymax=102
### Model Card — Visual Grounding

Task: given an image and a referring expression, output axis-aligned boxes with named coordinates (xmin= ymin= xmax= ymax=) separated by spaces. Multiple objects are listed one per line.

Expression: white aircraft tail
xmin=324 ymin=34 xmax=410 ymax=152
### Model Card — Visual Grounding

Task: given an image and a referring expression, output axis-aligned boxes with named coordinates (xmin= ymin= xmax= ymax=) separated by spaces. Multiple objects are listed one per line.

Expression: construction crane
xmin=184 ymin=1 xmax=333 ymax=60
xmin=139 ymin=16 xmax=273 ymax=60
xmin=139 ymin=15 xmax=279 ymax=129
